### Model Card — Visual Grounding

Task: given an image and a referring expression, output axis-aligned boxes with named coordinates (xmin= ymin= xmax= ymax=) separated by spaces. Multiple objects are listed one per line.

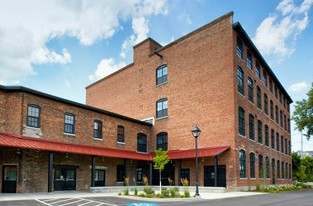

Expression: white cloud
xmin=178 ymin=13 xmax=192 ymax=25
xmin=0 ymin=0 xmax=168 ymax=85
xmin=289 ymin=81 xmax=309 ymax=92
xmin=88 ymin=58 xmax=126 ymax=81
xmin=253 ymin=0 xmax=313 ymax=57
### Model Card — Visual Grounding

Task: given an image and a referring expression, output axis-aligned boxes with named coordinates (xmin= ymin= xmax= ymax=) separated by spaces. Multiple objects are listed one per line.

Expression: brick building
xmin=86 ymin=12 xmax=293 ymax=189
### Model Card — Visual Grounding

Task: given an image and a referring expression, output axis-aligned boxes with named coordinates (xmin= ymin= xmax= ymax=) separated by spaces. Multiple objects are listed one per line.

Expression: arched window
xmin=258 ymin=120 xmax=262 ymax=144
xmin=247 ymin=50 xmax=252 ymax=69
xmin=277 ymin=160 xmax=280 ymax=179
xmin=270 ymin=100 xmax=274 ymax=119
xmin=272 ymin=159 xmax=275 ymax=181
xmin=237 ymin=67 xmax=244 ymax=95
xmin=27 ymin=104 xmax=41 ymax=128
xmin=271 ymin=129 xmax=275 ymax=149
xmin=259 ymin=155 xmax=263 ymax=178
xmin=250 ymin=153 xmax=255 ymax=178
xmin=137 ymin=133 xmax=147 ymax=153
xmin=156 ymin=65 xmax=168 ymax=85
xmin=157 ymin=132 xmax=168 ymax=151
xmin=239 ymin=150 xmax=246 ymax=178
xmin=264 ymin=94 xmax=268 ymax=115
xmin=276 ymin=132 xmax=280 ymax=151
xmin=238 ymin=107 xmax=245 ymax=136
xmin=237 ymin=36 xmax=243 ymax=58
xmin=156 ymin=98 xmax=168 ymax=118
xmin=248 ymin=77 xmax=254 ymax=103
xmin=256 ymin=61 xmax=261 ymax=79
xmin=249 ymin=114 xmax=255 ymax=140
xmin=257 ymin=86 xmax=262 ymax=109
xmin=265 ymin=125 xmax=269 ymax=147
xmin=282 ymin=161 xmax=285 ymax=179
xmin=266 ymin=157 xmax=270 ymax=178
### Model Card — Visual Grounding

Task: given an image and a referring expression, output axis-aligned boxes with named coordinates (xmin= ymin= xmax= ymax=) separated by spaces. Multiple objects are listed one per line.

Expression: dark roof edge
xmin=0 ymin=85 xmax=152 ymax=127
xmin=233 ymin=22 xmax=293 ymax=103
xmin=133 ymin=37 xmax=163 ymax=49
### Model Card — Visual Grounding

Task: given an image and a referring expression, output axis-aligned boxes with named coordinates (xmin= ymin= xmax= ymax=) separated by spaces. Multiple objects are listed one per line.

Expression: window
xmin=239 ymin=150 xmax=246 ymax=178
xmin=239 ymin=107 xmax=245 ymax=136
xmin=157 ymin=132 xmax=168 ymax=151
xmin=275 ymin=85 xmax=278 ymax=99
xmin=237 ymin=36 xmax=243 ymax=58
xmin=266 ymin=157 xmax=270 ymax=179
xmin=288 ymin=119 xmax=291 ymax=133
xmin=282 ymin=161 xmax=285 ymax=179
xmin=276 ymin=133 xmax=280 ymax=151
xmin=280 ymin=110 xmax=283 ymax=127
xmin=284 ymin=115 xmax=287 ymax=130
xmin=64 ymin=113 xmax=75 ymax=134
xmin=93 ymin=120 xmax=102 ymax=139
xmin=275 ymin=105 xmax=279 ymax=124
xmin=270 ymin=100 xmax=274 ymax=120
xmin=250 ymin=153 xmax=255 ymax=178
xmin=285 ymin=138 xmax=288 ymax=155
xmin=277 ymin=160 xmax=280 ymax=179
xmin=272 ymin=159 xmax=275 ymax=180
xmin=27 ymin=104 xmax=40 ymax=128
xmin=289 ymin=141 xmax=291 ymax=156
xmin=279 ymin=91 xmax=282 ymax=104
xmin=117 ymin=125 xmax=124 ymax=143
xmin=249 ymin=114 xmax=255 ymax=140
xmin=256 ymin=61 xmax=261 ymax=79
xmin=137 ymin=133 xmax=147 ymax=153
xmin=156 ymin=65 xmax=168 ymax=85
xmin=281 ymin=136 xmax=284 ymax=153
xmin=258 ymin=120 xmax=262 ymax=144
xmin=247 ymin=50 xmax=252 ymax=69
xmin=156 ymin=98 xmax=168 ymax=118
xmin=259 ymin=155 xmax=263 ymax=178
xmin=237 ymin=67 xmax=244 ymax=95
xmin=265 ymin=125 xmax=269 ymax=147
xmin=269 ymin=79 xmax=273 ymax=93
xmin=248 ymin=77 xmax=254 ymax=103
xmin=116 ymin=165 xmax=125 ymax=182
xmin=263 ymin=70 xmax=268 ymax=87
xmin=257 ymin=86 xmax=262 ymax=109
xmin=264 ymin=94 xmax=268 ymax=115
xmin=289 ymin=163 xmax=292 ymax=179
xmin=283 ymin=98 xmax=286 ymax=108
xmin=271 ymin=129 xmax=275 ymax=149
xmin=286 ymin=163 xmax=288 ymax=179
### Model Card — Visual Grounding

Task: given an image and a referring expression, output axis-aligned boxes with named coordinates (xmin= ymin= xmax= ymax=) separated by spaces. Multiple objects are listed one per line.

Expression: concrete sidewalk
xmin=0 ymin=191 xmax=265 ymax=202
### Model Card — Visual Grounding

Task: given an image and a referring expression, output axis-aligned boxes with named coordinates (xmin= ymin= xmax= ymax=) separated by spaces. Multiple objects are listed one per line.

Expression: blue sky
xmin=0 ymin=0 xmax=312 ymax=152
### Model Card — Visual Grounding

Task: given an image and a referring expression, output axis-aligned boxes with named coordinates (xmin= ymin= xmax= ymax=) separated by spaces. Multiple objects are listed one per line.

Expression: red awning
xmin=168 ymin=146 xmax=230 ymax=159
xmin=0 ymin=132 xmax=152 ymax=161
xmin=0 ymin=132 xmax=230 ymax=160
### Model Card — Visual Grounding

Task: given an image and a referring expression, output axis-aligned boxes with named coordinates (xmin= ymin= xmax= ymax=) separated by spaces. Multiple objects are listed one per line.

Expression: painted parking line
xmin=35 ymin=198 xmax=118 ymax=206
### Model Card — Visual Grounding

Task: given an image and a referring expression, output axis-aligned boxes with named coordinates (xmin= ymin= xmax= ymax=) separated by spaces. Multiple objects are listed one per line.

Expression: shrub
xmin=143 ymin=186 xmax=155 ymax=195
xmin=184 ymin=189 xmax=190 ymax=198
xmin=161 ymin=187 xmax=170 ymax=197
xmin=124 ymin=188 xmax=129 ymax=196
xmin=134 ymin=188 xmax=138 ymax=196
xmin=170 ymin=187 xmax=180 ymax=197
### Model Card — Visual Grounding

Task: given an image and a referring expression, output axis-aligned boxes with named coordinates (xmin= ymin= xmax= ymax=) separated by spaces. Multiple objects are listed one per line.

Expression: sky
xmin=0 ymin=0 xmax=312 ymax=152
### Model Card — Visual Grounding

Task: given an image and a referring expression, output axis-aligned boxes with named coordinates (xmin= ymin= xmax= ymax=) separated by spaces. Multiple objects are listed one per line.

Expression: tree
xmin=153 ymin=148 xmax=170 ymax=192
xmin=292 ymin=83 xmax=313 ymax=140
xmin=292 ymin=152 xmax=301 ymax=179
xmin=297 ymin=164 xmax=307 ymax=182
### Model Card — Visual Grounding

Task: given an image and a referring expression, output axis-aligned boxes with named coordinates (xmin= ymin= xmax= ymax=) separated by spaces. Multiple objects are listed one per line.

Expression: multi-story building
xmin=86 ymin=12 xmax=292 ymax=189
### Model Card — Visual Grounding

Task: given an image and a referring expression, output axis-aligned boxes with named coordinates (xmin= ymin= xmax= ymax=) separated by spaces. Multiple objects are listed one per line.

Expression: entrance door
xmin=54 ymin=167 xmax=76 ymax=191
xmin=204 ymin=165 xmax=226 ymax=187
xmin=2 ymin=166 xmax=17 ymax=193
xmin=94 ymin=169 xmax=105 ymax=187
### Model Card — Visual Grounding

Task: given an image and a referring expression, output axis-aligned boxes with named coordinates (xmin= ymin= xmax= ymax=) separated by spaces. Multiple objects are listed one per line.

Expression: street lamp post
xmin=192 ymin=126 xmax=201 ymax=196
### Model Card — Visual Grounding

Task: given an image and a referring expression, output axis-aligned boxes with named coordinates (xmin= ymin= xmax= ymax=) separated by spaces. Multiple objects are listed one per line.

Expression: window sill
xmin=238 ymin=92 xmax=245 ymax=98
xmin=156 ymin=81 xmax=168 ymax=87
xmin=248 ymin=138 xmax=255 ymax=142
xmin=117 ymin=142 xmax=125 ymax=145
xmin=156 ymin=116 xmax=168 ymax=121
xmin=250 ymin=178 xmax=256 ymax=180
xmin=93 ymin=138 xmax=103 ymax=141
xmin=26 ymin=126 xmax=41 ymax=130
xmin=239 ymin=178 xmax=247 ymax=180
xmin=64 ymin=133 xmax=75 ymax=137
xmin=239 ymin=134 xmax=246 ymax=138
xmin=137 ymin=151 xmax=148 ymax=154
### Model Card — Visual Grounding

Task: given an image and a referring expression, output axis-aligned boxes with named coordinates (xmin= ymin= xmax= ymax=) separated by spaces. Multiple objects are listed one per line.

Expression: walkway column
xmin=214 ymin=155 xmax=218 ymax=187
xmin=91 ymin=156 xmax=96 ymax=187
xmin=48 ymin=152 xmax=53 ymax=193
xmin=149 ymin=162 xmax=153 ymax=185
xmin=178 ymin=160 xmax=181 ymax=185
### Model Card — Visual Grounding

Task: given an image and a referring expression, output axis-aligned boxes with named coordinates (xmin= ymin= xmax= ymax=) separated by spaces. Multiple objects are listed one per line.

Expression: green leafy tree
xmin=292 ymin=152 xmax=301 ymax=179
xmin=153 ymin=148 xmax=170 ymax=192
xmin=292 ymin=83 xmax=313 ymax=140
xmin=297 ymin=164 xmax=307 ymax=182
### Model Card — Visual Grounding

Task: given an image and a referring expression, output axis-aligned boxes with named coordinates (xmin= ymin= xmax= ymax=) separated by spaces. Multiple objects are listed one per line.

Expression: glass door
xmin=2 ymin=166 xmax=17 ymax=193
xmin=54 ymin=167 xmax=76 ymax=191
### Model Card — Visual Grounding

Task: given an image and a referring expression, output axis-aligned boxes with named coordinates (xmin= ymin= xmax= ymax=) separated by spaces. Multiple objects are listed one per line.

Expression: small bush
xmin=134 ymin=188 xmax=138 ymax=195
xmin=184 ymin=189 xmax=190 ymax=198
xmin=170 ymin=187 xmax=180 ymax=197
xmin=161 ymin=187 xmax=170 ymax=197
xmin=123 ymin=188 xmax=129 ymax=196
xmin=143 ymin=186 xmax=155 ymax=195
xmin=139 ymin=193 xmax=146 ymax=197
xmin=156 ymin=193 xmax=165 ymax=198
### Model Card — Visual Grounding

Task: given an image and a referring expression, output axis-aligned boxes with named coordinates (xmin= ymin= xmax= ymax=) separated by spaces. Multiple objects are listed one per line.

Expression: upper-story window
xmin=137 ymin=133 xmax=147 ymax=153
xmin=276 ymin=132 xmax=280 ymax=151
xmin=248 ymin=77 xmax=254 ymax=103
xmin=271 ymin=129 xmax=275 ymax=149
xmin=156 ymin=65 xmax=168 ymax=85
xmin=64 ymin=113 xmax=75 ymax=134
xmin=279 ymin=91 xmax=282 ymax=104
xmin=270 ymin=100 xmax=274 ymax=120
xmin=238 ymin=107 xmax=245 ymax=136
xmin=239 ymin=149 xmax=246 ymax=178
xmin=280 ymin=110 xmax=283 ymax=127
xmin=117 ymin=125 xmax=125 ymax=143
xmin=258 ymin=120 xmax=262 ymax=144
xmin=275 ymin=85 xmax=278 ymax=99
xmin=247 ymin=50 xmax=252 ymax=69
xmin=93 ymin=120 xmax=102 ymax=139
xmin=269 ymin=79 xmax=273 ymax=93
xmin=27 ymin=104 xmax=41 ymax=128
xmin=156 ymin=98 xmax=168 ymax=118
xmin=250 ymin=153 xmax=255 ymax=178
xmin=264 ymin=94 xmax=268 ymax=115
xmin=275 ymin=105 xmax=279 ymax=124
xmin=237 ymin=36 xmax=243 ymax=59
xmin=263 ymin=70 xmax=268 ymax=87
xmin=256 ymin=61 xmax=261 ymax=79
xmin=257 ymin=86 xmax=262 ymax=109
xmin=157 ymin=132 xmax=168 ymax=151
xmin=237 ymin=67 xmax=244 ymax=95
xmin=249 ymin=114 xmax=255 ymax=141
xmin=265 ymin=125 xmax=269 ymax=147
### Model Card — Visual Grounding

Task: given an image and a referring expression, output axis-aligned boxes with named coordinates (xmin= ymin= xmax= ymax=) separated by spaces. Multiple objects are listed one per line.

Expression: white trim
xmin=64 ymin=133 xmax=75 ymax=137
xmin=93 ymin=138 xmax=103 ymax=141
xmin=117 ymin=142 xmax=125 ymax=145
